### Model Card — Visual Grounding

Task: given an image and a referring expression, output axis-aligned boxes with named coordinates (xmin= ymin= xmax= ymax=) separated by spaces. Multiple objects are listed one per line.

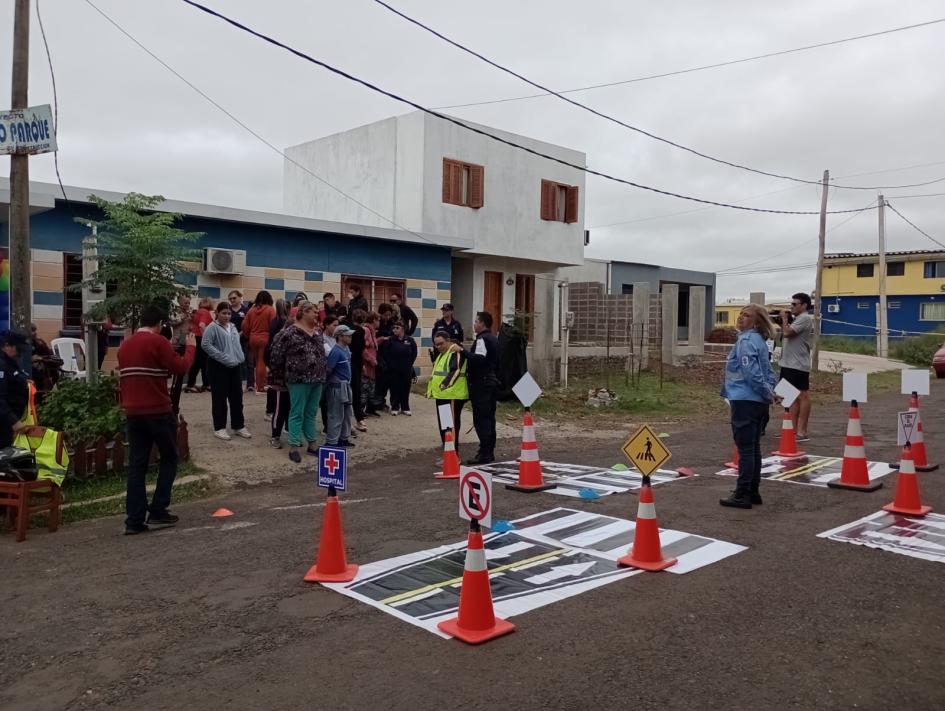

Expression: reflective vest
xmin=14 ymin=426 xmax=69 ymax=486
xmin=428 ymin=350 xmax=468 ymax=400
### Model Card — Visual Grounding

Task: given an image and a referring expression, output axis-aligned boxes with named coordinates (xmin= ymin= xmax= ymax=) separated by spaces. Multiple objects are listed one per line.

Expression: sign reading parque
xmin=0 ymin=105 xmax=57 ymax=156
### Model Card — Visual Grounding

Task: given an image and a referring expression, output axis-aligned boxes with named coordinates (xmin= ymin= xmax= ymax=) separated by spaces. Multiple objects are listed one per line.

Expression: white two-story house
xmin=283 ymin=111 xmax=586 ymax=380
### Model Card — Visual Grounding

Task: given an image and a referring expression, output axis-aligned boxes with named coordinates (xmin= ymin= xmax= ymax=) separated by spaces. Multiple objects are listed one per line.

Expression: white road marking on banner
xmin=865 ymin=530 xmax=945 ymax=553
xmin=524 ymin=561 xmax=597 ymax=585
xmin=485 ymin=541 xmax=534 ymax=559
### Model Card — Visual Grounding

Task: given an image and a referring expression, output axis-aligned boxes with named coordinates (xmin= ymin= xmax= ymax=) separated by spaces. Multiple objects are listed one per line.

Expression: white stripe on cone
xmin=844 ymin=445 xmax=866 ymax=458
xmin=522 ymin=425 xmax=536 ymax=441
xmin=465 ymin=547 xmax=487 ymax=572
xmin=444 ymin=439 xmax=455 ymax=452
xmin=637 ymin=502 xmax=656 ymax=519
xmin=519 ymin=448 xmax=539 ymax=462
xmin=846 ymin=418 xmax=863 ymax=437
xmin=900 ymin=457 xmax=917 ymax=475
xmin=782 ymin=420 xmax=793 ymax=430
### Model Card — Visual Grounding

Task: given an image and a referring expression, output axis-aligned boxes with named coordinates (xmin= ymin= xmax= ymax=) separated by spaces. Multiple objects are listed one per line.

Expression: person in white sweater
xmin=202 ymin=302 xmax=250 ymax=441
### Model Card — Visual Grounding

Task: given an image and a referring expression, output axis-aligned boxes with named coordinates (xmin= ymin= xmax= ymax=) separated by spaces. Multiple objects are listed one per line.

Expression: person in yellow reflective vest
xmin=427 ymin=330 xmax=469 ymax=449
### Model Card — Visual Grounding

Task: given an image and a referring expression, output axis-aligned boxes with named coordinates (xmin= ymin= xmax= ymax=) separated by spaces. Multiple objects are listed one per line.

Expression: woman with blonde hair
xmin=719 ymin=304 xmax=778 ymax=509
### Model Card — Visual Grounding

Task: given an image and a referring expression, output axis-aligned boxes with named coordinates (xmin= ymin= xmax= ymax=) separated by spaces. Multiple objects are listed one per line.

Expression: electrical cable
xmin=178 ymin=0 xmax=877 ymax=216
xmin=80 ymin=0 xmax=572 ymax=290
xmin=373 ymin=1 xmax=945 ymax=192
xmin=35 ymin=0 xmax=68 ymax=201
xmin=886 ymin=202 xmax=945 ymax=250
xmin=430 ymin=18 xmax=945 ymax=110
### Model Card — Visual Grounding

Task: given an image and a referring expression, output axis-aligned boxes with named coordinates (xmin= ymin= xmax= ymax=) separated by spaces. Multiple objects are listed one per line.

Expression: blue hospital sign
xmin=317 ymin=446 xmax=347 ymax=491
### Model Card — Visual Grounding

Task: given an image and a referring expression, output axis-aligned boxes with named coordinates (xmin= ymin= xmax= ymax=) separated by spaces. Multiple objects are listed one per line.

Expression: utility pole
xmin=10 ymin=0 xmax=31 ymax=334
xmin=811 ymin=169 xmax=829 ymax=372
xmin=877 ymin=194 xmax=889 ymax=358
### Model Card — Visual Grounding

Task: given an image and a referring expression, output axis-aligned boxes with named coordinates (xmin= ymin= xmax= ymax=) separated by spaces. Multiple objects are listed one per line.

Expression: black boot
xmin=750 ymin=491 xmax=763 ymax=505
xmin=720 ymin=491 xmax=753 ymax=509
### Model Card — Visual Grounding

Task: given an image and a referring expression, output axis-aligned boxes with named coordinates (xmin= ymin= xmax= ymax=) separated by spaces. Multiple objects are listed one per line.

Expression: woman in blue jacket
xmin=720 ymin=304 xmax=779 ymax=509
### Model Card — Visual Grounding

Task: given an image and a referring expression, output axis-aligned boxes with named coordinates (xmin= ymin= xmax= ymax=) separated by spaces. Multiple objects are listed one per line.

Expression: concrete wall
xmin=609 ymin=261 xmax=715 ymax=338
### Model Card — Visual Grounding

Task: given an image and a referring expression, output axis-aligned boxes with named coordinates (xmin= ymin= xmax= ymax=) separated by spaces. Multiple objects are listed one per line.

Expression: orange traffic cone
xmin=724 ymin=444 xmax=739 ymax=470
xmin=771 ymin=408 xmax=806 ymax=457
xmin=884 ymin=445 xmax=932 ymax=516
xmin=437 ymin=523 xmax=516 ymax=644
xmin=435 ymin=429 xmax=461 ymax=479
xmin=827 ymin=401 xmax=883 ymax=492
xmin=506 ymin=410 xmax=555 ymax=493
xmin=618 ymin=479 xmax=677 ymax=572
xmin=211 ymin=508 xmax=234 ymax=517
xmin=304 ymin=496 xmax=358 ymax=583
xmin=908 ymin=394 xmax=939 ymax=472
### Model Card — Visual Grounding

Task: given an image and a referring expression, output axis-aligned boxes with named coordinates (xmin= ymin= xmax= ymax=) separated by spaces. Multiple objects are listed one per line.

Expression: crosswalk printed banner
xmin=475 ymin=461 xmax=689 ymax=498
xmin=717 ymin=454 xmax=896 ymax=488
xmin=818 ymin=510 xmax=945 ymax=564
xmin=322 ymin=508 xmax=745 ymax=638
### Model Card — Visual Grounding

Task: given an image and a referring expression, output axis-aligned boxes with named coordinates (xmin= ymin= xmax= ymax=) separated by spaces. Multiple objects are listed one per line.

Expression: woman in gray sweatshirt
xmin=202 ymin=302 xmax=250 ymax=441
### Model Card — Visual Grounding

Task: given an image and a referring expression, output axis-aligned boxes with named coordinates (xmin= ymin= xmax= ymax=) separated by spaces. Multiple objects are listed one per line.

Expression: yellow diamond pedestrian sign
xmin=622 ymin=424 xmax=671 ymax=477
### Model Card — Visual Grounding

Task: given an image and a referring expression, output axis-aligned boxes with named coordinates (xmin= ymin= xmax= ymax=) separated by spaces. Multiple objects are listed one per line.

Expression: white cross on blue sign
xmin=317 ymin=446 xmax=347 ymax=491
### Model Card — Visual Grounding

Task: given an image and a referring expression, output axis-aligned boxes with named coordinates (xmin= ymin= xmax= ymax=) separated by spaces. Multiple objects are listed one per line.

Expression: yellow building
xmin=714 ymin=299 xmax=790 ymax=327
xmin=820 ymin=250 xmax=945 ymax=338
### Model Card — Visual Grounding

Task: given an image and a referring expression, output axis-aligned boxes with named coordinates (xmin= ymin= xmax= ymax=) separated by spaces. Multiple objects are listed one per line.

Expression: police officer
xmin=465 ymin=311 xmax=499 ymax=465
xmin=0 ymin=330 xmax=32 ymax=448
xmin=427 ymin=329 xmax=468 ymax=448
xmin=432 ymin=303 xmax=464 ymax=344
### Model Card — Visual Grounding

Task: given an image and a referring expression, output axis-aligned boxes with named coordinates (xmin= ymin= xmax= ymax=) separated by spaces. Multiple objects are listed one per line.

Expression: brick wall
xmin=567 ymin=281 xmax=662 ymax=347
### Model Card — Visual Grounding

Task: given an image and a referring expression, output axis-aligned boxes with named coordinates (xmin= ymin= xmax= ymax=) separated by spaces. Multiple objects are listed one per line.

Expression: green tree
xmin=75 ymin=193 xmax=202 ymax=330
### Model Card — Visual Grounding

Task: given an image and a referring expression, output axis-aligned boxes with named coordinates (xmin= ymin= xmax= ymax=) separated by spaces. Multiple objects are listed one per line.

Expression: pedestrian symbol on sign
xmin=640 ymin=438 xmax=656 ymax=462
xmin=622 ymin=424 xmax=672 ymax=477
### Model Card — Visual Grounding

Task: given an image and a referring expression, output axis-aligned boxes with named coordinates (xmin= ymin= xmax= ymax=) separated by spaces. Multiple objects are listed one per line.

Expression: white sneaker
xmin=402 ymin=410 xmax=412 ymax=416
xmin=214 ymin=429 xmax=231 ymax=441
xmin=264 ymin=412 xmax=273 ymax=421
xmin=390 ymin=409 xmax=400 ymax=416
xmin=234 ymin=428 xmax=252 ymax=439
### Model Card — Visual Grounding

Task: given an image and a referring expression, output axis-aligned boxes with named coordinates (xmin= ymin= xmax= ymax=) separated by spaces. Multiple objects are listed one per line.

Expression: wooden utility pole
xmin=811 ymin=169 xmax=829 ymax=372
xmin=877 ymin=194 xmax=889 ymax=358
xmin=9 ymin=0 xmax=32 ymax=332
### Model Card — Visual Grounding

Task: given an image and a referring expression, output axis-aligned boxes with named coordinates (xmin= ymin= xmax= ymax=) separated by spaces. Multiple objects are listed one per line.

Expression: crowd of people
xmin=114 ymin=285 xmax=503 ymax=534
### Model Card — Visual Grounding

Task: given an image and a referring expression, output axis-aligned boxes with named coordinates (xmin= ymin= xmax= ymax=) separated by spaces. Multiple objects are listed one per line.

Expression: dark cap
xmin=0 ymin=329 xmax=29 ymax=349
xmin=441 ymin=303 xmax=454 ymax=311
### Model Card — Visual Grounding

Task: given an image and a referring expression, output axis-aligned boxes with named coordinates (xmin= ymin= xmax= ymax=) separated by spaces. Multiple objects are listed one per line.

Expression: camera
xmin=769 ymin=309 xmax=794 ymax=324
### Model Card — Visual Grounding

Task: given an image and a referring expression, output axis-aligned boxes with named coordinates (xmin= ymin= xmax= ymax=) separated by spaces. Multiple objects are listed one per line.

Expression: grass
xmin=819 ymin=336 xmax=876 ymax=356
xmin=54 ymin=461 xmax=215 ymax=525
xmin=498 ymin=370 xmax=728 ymax=423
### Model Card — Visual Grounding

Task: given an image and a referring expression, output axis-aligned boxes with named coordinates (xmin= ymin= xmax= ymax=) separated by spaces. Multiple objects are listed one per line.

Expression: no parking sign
xmin=459 ymin=467 xmax=492 ymax=529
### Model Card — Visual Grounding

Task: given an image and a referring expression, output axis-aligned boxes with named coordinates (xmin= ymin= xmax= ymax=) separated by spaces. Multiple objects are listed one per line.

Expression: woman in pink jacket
xmin=361 ymin=311 xmax=381 ymax=417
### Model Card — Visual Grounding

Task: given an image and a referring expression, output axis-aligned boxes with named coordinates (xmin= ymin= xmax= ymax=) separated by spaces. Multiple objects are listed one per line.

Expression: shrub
xmin=38 ymin=375 xmax=125 ymax=443
xmin=890 ymin=330 xmax=945 ymax=367
xmin=819 ymin=336 xmax=876 ymax=356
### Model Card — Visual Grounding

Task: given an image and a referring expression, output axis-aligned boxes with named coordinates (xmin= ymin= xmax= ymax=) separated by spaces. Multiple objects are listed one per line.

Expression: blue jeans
xmin=126 ymin=413 xmax=179 ymax=526
xmin=730 ymin=400 xmax=768 ymax=496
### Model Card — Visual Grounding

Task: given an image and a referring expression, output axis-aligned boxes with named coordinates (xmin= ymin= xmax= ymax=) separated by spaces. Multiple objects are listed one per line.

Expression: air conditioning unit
xmin=203 ymin=248 xmax=246 ymax=275
xmin=827 ymin=304 xmax=840 ymax=313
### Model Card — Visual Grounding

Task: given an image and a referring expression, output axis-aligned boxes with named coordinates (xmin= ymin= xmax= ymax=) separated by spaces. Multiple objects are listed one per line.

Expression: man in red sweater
xmin=118 ymin=303 xmax=196 ymax=535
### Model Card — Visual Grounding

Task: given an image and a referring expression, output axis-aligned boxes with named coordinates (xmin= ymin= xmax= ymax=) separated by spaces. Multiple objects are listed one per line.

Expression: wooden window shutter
xmin=468 ymin=164 xmax=484 ymax=208
xmin=450 ymin=162 xmax=463 ymax=205
xmin=442 ymin=158 xmax=452 ymax=204
xmin=540 ymin=180 xmax=556 ymax=220
xmin=565 ymin=185 xmax=579 ymax=223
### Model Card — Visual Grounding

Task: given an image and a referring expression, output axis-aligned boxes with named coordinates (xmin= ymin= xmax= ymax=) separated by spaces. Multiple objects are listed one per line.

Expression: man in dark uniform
xmin=465 ymin=311 xmax=499 ymax=465
xmin=0 ymin=330 xmax=32 ymax=449
xmin=433 ymin=303 xmax=464 ymax=344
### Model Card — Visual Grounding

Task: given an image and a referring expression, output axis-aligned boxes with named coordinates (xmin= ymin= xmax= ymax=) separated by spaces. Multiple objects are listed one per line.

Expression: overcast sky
xmin=2 ymin=0 xmax=944 ymax=299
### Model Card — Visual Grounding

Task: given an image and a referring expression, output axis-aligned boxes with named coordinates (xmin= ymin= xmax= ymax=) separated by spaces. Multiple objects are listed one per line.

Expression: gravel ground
xmin=2 ymin=382 xmax=943 ymax=710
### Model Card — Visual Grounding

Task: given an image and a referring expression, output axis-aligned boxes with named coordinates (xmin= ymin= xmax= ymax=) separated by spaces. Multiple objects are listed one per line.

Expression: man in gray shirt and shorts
xmin=779 ymin=292 xmax=813 ymax=441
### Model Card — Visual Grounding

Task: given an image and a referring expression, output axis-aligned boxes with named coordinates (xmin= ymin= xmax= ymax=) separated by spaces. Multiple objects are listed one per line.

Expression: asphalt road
xmin=2 ymin=382 xmax=944 ymax=710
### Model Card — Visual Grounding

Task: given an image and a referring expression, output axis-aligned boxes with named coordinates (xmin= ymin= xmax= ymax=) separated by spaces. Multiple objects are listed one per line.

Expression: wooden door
xmin=515 ymin=274 xmax=535 ymax=338
xmin=483 ymin=271 xmax=503 ymax=333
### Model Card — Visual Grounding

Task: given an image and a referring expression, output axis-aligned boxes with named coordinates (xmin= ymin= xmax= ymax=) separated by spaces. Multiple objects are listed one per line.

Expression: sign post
xmin=459 ymin=467 xmax=493 ymax=531
xmin=622 ymin=424 xmax=672 ymax=484
xmin=317 ymin=445 xmax=347 ymax=495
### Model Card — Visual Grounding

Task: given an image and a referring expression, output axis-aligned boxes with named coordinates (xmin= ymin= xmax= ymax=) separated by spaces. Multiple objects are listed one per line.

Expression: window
xmin=540 ymin=179 xmax=579 ymax=223
xmin=924 ymin=261 xmax=945 ymax=278
xmin=888 ymin=301 xmax=901 ymax=309
xmin=856 ymin=263 xmax=875 ymax=278
xmin=442 ymin=158 xmax=483 ymax=208
xmin=857 ymin=302 xmax=870 ymax=309
xmin=63 ymin=253 xmax=84 ymax=328
xmin=341 ymin=275 xmax=406 ymax=311
xmin=621 ymin=284 xmax=633 ymax=295
xmin=716 ymin=311 xmax=729 ymax=325
xmin=920 ymin=302 xmax=945 ymax=321
xmin=886 ymin=262 xmax=905 ymax=277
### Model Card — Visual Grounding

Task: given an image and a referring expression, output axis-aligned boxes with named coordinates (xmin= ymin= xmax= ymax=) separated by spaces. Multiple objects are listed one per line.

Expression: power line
xmin=373 ymin=1 xmax=945 ymax=192
xmin=717 ymin=262 xmax=818 ymax=277
xmin=430 ymin=18 xmax=945 ymax=110
xmin=884 ymin=192 xmax=945 ymax=200
xmin=36 ymin=0 xmax=67 ymax=201
xmin=178 ymin=0 xmax=877 ymax=216
xmin=886 ymin=202 xmax=945 ymax=250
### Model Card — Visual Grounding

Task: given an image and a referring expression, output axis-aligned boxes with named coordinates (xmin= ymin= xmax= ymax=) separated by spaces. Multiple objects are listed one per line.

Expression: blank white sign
xmin=437 ymin=402 xmax=454 ymax=430
xmin=842 ymin=372 xmax=868 ymax=403
xmin=774 ymin=378 xmax=801 ymax=408
xmin=901 ymin=369 xmax=930 ymax=396
xmin=512 ymin=373 xmax=542 ymax=407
